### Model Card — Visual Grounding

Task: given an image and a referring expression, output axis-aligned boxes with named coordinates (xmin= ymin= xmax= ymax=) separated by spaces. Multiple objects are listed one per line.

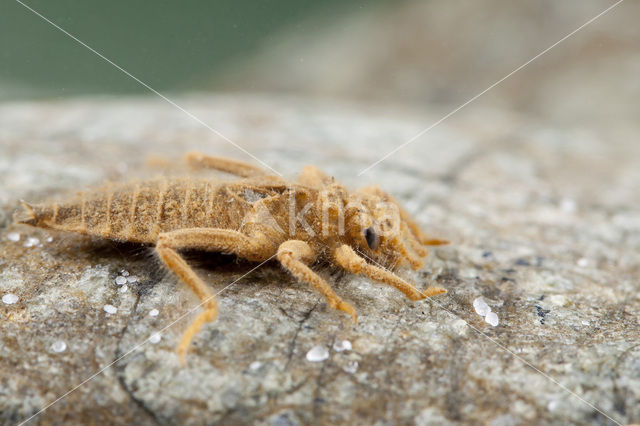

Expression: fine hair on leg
xmin=155 ymin=242 xmax=218 ymax=364
xmin=277 ymin=240 xmax=357 ymax=322
xmin=334 ymin=244 xmax=446 ymax=301
xmin=156 ymin=227 xmax=274 ymax=363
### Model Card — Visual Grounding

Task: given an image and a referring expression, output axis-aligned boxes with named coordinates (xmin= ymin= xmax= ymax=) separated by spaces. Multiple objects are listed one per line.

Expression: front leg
xmin=334 ymin=244 xmax=446 ymax=301
xmin=156 ymin=228 xmax=274 ymax=363
xmin=277 ymin=240 xmax=357 ymax=322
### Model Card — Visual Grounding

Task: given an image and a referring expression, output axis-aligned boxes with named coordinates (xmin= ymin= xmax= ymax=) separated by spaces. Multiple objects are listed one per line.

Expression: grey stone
xmin=0 ymin=95 xmax=639 ymax=425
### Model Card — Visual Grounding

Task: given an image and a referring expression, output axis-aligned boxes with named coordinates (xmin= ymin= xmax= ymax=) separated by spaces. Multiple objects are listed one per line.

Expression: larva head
xmin=343 ymin=189 xmax=424 ymax=270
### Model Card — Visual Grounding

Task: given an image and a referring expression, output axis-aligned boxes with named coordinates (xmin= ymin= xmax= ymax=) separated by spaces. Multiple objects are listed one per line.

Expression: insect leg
xmin=392 ymin=234 xmax=425 ymax=270
xmin=420 ymin=238 xmax=449 ymax=246
xmin=156 ymin=241 xmax=218 ymax=365
xmin=333 ymin=244 xmax=446 ymax=301
xmin=277 ymin=240 xmax=357 ymax=323
xmin=156 ymin=228 xmax=274 ymax=363
xmin=184 ymin=151 xmax=266 ymax=177
xmin=297 ymin=165 xmax=332 ymax=188
xmin=402 ymin=222 xmax=428 ymax=257
xmin=158 ymin=228 xmax=273 ymax=260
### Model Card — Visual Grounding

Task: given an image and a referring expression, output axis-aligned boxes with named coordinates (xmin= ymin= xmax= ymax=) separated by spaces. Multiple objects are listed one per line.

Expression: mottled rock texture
xmin=1 ymin=95 xmax=639 ymax=425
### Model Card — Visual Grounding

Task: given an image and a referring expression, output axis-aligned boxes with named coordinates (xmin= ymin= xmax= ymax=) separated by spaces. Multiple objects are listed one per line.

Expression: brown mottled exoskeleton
xmin=17 ymin=152 xmax=447 ymax=363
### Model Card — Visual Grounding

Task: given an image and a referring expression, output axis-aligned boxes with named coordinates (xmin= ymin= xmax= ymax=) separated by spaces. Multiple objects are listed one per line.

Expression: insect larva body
xmin=17 ymin=153 xmax=447 ymax=363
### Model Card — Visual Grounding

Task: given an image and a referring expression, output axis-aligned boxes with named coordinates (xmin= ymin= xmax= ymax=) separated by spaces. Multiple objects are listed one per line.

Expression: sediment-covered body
xmin=20 ymin=176 xmax=298 ymax=244
xmin=15 ymin=153 xmax=448 ymax=363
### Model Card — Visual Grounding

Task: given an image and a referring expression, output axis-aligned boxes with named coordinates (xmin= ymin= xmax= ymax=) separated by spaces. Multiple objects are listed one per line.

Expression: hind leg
xmin=156 ymin=228 xmax=275 ymax=363
xmin=184 ymin=151 xmax=266 ymax=177
xmin=155 ymin=243 xmax=218 ymax=364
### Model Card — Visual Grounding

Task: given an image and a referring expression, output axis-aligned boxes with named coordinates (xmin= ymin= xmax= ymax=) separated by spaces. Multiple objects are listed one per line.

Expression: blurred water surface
xmin=0 ymin=0 xmax=373 ymax=99
xmin=2 ymin=0 xmax=638 ymax=134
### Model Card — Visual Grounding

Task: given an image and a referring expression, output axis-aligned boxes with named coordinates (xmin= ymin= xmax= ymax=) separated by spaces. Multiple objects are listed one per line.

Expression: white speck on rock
xmin=120 ymin=270 xmax=129 ymax=277
xmin=114 ymin=276 xmax=127 ymax=285
xmin=333 ymin=340 xmax=352 ymax=352
xmin=119 ymin=284 xmax=128 ymax=293
xmin=149 ymin=308 xmax=159 ymax=317
xmin=560 ymin=198 xmax=577 ymax=213
xmin=306 ymin=345 xmax=329 ymax=362
xmin=23 ymin=237 xmax=40 ymax=247
xmin=473 ymin=297 xmax=490 ymax=317
xmin=45 ymin=236 xmax=53 ymax=243
xmin=460 ymin=268 xmax=479 ymax=279
xmin=451 ymin=319 xmax=468 ymax=336
xmin=581 ymin=320 xmax=590 ymax=326
xmin=549 ymin=294 xmax=568 ymax=307
xmin=126 ymin=275 xmax=138 ymax=283
xmin=249 ymin=361 xmax=261 ymax=370
xmin=577 ymin=258 xmax=588 ymax=267
xmin=2 ymin=293 xmax=19 ymax=305
xmin=51 ymin=340 xmax=67 ymax=353
xmin=485 ymin=312 xmax=499 ymax=326
xmin=103 ymin=304 xmax=117 ymax=314
xmin=344 ymin=360 xmax=359 ymax=374
xmin=149 ymin=332 xmax=161 ymax=344
xmin=7 ymin=232 xmax=20 ymax=242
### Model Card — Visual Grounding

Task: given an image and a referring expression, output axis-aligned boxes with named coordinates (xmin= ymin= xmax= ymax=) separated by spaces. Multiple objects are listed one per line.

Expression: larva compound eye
xmin=364 ymin=226 xmax=379 ymax=250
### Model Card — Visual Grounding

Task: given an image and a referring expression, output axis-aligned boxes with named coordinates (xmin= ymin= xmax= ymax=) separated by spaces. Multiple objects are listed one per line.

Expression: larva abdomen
xmin=22 ymin=178 xmax=251 ymax=243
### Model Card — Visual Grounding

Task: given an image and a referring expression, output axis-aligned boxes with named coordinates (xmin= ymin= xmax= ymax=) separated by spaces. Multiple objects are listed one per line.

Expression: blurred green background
xmin=0 ymin=0 xmax=377 ymax=100
xmin=1 ymin=0 xmax=638 ymax=130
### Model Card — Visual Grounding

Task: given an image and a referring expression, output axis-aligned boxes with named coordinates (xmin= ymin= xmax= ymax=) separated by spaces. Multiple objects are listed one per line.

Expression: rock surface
xmin=1 ymin=95 xmax=639 ymax=425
